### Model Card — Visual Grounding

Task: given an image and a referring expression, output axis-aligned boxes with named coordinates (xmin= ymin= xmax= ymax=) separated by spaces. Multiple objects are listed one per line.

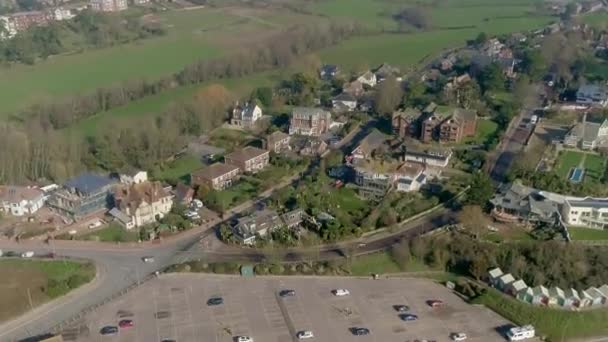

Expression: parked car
xmin=100 ymin=326 xmax=118 ymax=335
xmin=207 ymin=297 xmax=223 ymax=306
xmin=119 ymin=319 xmax=134 ymax=328
xmin=142 ymin=256 xmax=155 ymax=263
xmin=236 ymin=336 xmax=253 ymax=342
xmin=332 ymin=289 xmax=350 ymax=296
xmin=0 ymin=249 xmax=3 ymax=257
xmin=280 ymin=289 xmax=296 ymax=298
xmin=394 ymin=305 xmax=410 ymax=312
xmin=88 ymin=221 xmax=102 ymax=229
xmin=451 ymin=332 xmax=467 ymax=341
xmin=352 ymin=327 xmax=370 ymax=336
xmin=21 ymin=251 xmax=34 ymax=258
xmin=427 ymin=299 xmax=443 ymax=307
xmin=192 ymin=199 xmax=203 ymax=208
xmin=296 ymin=330 xmax=314 ymax=339
xmin=400 ymin=314 xmax=418 ymax=321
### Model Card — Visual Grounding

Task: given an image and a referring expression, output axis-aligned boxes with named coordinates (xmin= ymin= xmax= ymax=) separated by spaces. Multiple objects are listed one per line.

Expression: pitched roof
xmin=0 ymin=186 xmax=43 ymax=203
xmin=225 ymin=146 xmax=269 ymax=163
xmin=374 ymin=63 xmax=400 ymax=78
xmin=396 ymin=162 xmax=425 ymax=178
xmin=292 ymin=107 xmax=329 ymax=119
xmin=499 ymin=273 xmax=515 ymax=285
xmin=510 ymin=279 xmax=528 ymax=292
xmin=354 ymin=129 xmax=387 ymax=156
xmin=453 ymin=108 xmax=477 ymax=122
xmin=532 ymin=285 xmax=549 ymax=296
xmin=114 ymin=181 xmax=170 ymax=213
xmin=488 ymin=267 xmax=503 ymax=279
xmin=588 ymin=287 xmax=607 ymax=299
xmin=333 ymin=92 xmax=357 ymax=102
xmin=194 ymin=163 xmax=239 ymax=181
xmin=549 ymin=287 xmax=565 ymax=298
xmin=64 ymin=173 xmax=113 ymax=195
xmin=358 ymin=71 xmax=375 ymax=82
xmin=174 ymin=183 xmax=194 ymax=203
xmin=234 ymin=209 xmax=282 ymax=239
xmin=267 ymin=131 xmax=290 ymax=145
xmin=393 ymin=108 xmax=421 ymax=121
xmin=564 ymin=288 xmax=580 ymax=299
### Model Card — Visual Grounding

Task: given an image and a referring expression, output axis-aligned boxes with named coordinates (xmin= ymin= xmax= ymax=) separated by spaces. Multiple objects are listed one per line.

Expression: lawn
xmin=473 ymin=287 xmax=608 ymax=340
xmin=583 ymin=11 xmax=608 ymax=30
xmin=583 ymin=153 xmax=606 ymax=183
xmin=463 ymin=119 xmax=499 ymax=145
xmin=555 ymin=150 xmax=585 ymax=179
xmin=79 ymin=223 xmax=140 ymax=242
xmin=152 ymin=155 xmax=204 ymax=184
xmin=0 ymin=259 xmax=95 ymax=322
xmin=555 ymin=150 xmax=606 ymax=183
xmin=349 ymin=251 xmax=436 ymax=276
xmin=568 ymin=227 xmax=608 ymax=241
xmin=206 ymin=178 xmax=261 ymax=213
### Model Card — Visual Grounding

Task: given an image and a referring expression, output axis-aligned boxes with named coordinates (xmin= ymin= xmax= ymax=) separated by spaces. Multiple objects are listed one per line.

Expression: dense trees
xmin=393 ymin=7 xmax=432 ymax=31
xmin=466 ymin=172 xmax=494 ymax=206
xmin=374 ymin=75 xmax=403 ymax=115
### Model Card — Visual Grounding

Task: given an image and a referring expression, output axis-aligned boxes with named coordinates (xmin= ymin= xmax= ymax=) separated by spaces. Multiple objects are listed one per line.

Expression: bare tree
xmin=458 ymin=205 xmax=487 ymax=240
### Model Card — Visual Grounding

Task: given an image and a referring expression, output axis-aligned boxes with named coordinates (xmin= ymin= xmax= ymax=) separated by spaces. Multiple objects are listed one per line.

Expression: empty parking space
xmin=64 ymin=274 xmax=510 ymax=342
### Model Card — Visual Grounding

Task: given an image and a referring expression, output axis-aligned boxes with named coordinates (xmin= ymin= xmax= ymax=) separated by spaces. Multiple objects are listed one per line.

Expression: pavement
xmin=60 ymin=274 xmax=512 ymax=342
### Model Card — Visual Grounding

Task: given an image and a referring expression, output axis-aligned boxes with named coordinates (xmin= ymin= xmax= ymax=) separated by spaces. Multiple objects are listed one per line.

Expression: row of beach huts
xmin=488 ymin=268 xmax=608 ymax=309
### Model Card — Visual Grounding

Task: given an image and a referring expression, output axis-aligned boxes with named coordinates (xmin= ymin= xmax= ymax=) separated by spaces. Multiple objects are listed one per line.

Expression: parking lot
xmin=63 ymin=274 xmax=512 ymax=342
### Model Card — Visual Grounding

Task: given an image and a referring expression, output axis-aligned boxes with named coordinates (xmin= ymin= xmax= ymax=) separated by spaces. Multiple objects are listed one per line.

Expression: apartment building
xmin=112 ymin=180 xmax=173 ymax=229
xmin=289 ymin=107 xmax=331 ymax=136
xmin=421 ymin=108 xmax=477 ymax=143
xmin=392 ymin=108 xmax=422 ymax=139
xmin=90 ymin=0 xmax=127 ymax=12
xmin=562 ymin=198 xmax=608 ymax=229
xmin=191 ymin=163 xmax=240 ymax=191
xmin=266 ymin=131 xmax=291 ymax=154
xmin=47 ymin=173 xmax=115 ymax=220
xmin=0 ymin=186 xmax=45 ymax=216
xmin=224 ymin=146 xmax=270 ymax=173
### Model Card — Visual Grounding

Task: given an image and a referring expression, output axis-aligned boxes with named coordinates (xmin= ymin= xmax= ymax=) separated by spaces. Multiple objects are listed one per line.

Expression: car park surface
xmin=62 ymin=274 xmax=511 ymax=341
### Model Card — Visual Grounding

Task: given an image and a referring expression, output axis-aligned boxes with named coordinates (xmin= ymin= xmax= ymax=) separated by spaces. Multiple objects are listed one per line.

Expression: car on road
xmin=332 ymin=289 xmax=350 ymax=296
xmin=427 ymin=299 xmax=443 ymax=307
xmin=451 ymin=332 xmax=467 ymax=341
xmin=400 ymin=314 xmax=418 ymax=321
xmin=352 ymin=327 xmax=370 ymax=336
xmin=21 ymin=251 xmax=34 ymax=258
xmin=207 ymin=297 xmax=224 ymax=306
xmin=394 ymin=305 xmax=410 ymax=312
xmin=142 ymin=256 xmax=155 ymax=263
xmin=280 ymin=289 xmax=296 ymax=297
xmin=119 ymin=319 xmax=134 ymax=328
xmin=296 ymin=330 xmax=314 ymax=339
xmin=100 ymin=326 xmax=118 ymax=335
xmin=236 ymin=336 xmax=253 ymax=342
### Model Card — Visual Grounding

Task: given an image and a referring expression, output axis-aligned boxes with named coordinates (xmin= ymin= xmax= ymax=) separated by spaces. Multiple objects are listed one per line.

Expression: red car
xmin=118 ymin=319 xmax=134 ymax=328
xmin=427 ymin=300 xmax=444 ymax=308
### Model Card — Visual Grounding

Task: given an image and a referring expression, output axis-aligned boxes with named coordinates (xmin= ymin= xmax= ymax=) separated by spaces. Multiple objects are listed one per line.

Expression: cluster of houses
xmin=0 ymin=171 xmax=179 ymax=232
xmin=489 ymin=267 xmax=608 ymax=309
xmin=490 ymin=182 xmax=608 ymax=231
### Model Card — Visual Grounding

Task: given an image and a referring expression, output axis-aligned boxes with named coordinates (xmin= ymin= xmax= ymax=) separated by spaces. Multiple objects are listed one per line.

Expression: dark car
xmin=394 ymin=305 xmax=410 ymax=312
xmin=279 ymin=289 xmax=296 ymax=297
xmin=352 ymin=327 xmax=370 ymax=336
xmin=207 ymin=297 xmax=224 ymax=306
xmin=400 ymin=314 xmax=418 ymax=321
xmin=100 ymin=326 xmax=118 ymax=335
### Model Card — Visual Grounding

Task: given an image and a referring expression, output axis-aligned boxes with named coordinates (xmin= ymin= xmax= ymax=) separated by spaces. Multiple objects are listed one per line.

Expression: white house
xmin=112 ymin=181 xmax=173 ymax=229
xmin=231 ymin=102 xmax=263 ymax=128
xmin=517 ymin=287 xmax=534 ymax=303
xmin=561 ymin=198 xmax=608 ymax=229
xmin=119 ymin=170 xmax=148 ymax=185
xmin=331 ymin=93 xmax=358 ymax=112
xmin=357 ymin=71 xmax=377 ymax=87
xmin=53 ymin=8 xmax=75 ymax=20
xmin=563 ymin=116 xmax=608 ymax=150
xmin=404 ymin=149 xmax=452 ymax=168
xmin=0 ymin=186 xmax=45 ymax=216
xmin=576 ymin=84 xmax=608 ymax=107
xmin=0 ymin=16 xmax=17 ymax=39
xmin=395 ymin=163 xmax=427 ymax=192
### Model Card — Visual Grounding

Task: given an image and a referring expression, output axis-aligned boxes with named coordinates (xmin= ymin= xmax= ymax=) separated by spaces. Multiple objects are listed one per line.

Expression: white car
xmin=332 ymin=289 xmax=350 ymax=296
xmin=297 ymin=330 xmax=314 ymax=339
xmin=236 ymin=336 xmax=253 ymax=342
xmin=451 ymin=332 xmax=467 ymax=341
xmin=142 ymin=257 xmax=155 ymax=263
xmin=21 ymin=251 xmax=34 ymax=258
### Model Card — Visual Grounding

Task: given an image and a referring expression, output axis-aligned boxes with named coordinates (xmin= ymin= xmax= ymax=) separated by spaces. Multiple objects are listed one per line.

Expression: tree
xmin=521 ymin=50 xmax=546 ymax=80
xmin=390 ymin=240 xmax=411 ymax=270
xmin=393 ymin=7 xmax=431 ymax=30
xmin=252 ymin=87 xmax=273 ymax=107
xmin=374 ymin=75 xmax=403 ymax=115
xmin=474 ymin=32 xmax=488 ymax=46
xmin=467 ymin=172 xmax=494 ymax=206
xmin=563 ymin=2 xmax=579 ymax=21
xmin=458 ymin=205 xmax=487 ymax=240
xmin=477 ymin=63 xmax=505 ymax=93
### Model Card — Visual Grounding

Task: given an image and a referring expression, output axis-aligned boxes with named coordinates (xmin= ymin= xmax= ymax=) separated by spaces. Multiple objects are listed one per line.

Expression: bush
xmin=254 ymin=264 xmax=268 ymax=275
xmin=224 ymin=262 xmax=240 ymax=274
xmin=212 ymin=263 xmax=226 ymax=274
xmin=269 ymin=264 xmax=284 ymax=275
xmin=67 ymin=274 xmax=89 ymax=289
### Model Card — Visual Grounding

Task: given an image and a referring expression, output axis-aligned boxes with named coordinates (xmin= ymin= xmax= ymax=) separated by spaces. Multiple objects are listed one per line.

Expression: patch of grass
xmin=555 ymin=150 xmax=585 ymax=179
xmin=153 ymin=155 xmax=204 ymax=184
xmin=79 ymin=223 xmax=139 ymax=242
xmin=583 ymin=11 xmax=608 ymax=30
xmin=568 ymin=227 xmax=608 ymax=241
xmin=464 ymin=119 xmax=499 ymax=145
xmin=0 ymin=259 xmax=94 ymax=322
xmin=583 ymin=153 xmax=606 ymax=183
xmin=350 ymin=251 xmax=402 ymax=276
xmin=209 ymin=128 xmax=257 ymax=151
xmin=473 ymin=287 xmax=608 ymax=340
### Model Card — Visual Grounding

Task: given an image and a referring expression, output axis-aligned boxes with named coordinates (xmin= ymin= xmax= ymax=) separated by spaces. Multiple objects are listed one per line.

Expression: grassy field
xmin=153 ymin=155 xmax=204 ymax=184
xmin=568 ymin=227 xmax=608 ymax=241
xmin=79 ymin=223 xmax=139 ymax=242
xmin=0 ymin=259 xmax=95 ymax=322
xmin=583 ymin=11 xmax=608 ymax=30
xmin=350 ymin=251 xmax=436 ymax=276
xmin=473 ymin=287 xmax=608 ymax=340
xmin=464 ymin=119 xmax=499 ymax=145
xmin=555 ymin=150 xmax=606 ymax=183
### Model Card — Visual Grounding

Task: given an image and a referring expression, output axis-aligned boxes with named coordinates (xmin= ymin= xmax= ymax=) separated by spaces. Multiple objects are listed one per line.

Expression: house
xmin=353 ymin=163 xmax=394 ymax=201
xmin=112 ymin=180 xmax=173 ymax=229
xmin=561 ymin=197 xmax=608 ymax=229
xmin=437 ymin=108 xmax=477 ymax=143
xmin=439 ymin=54 xmax=457 ymax=71
xmin=497 ymin=57 xmax=517 ymax=78
xmin=90 ymin=0 xmax=128 ymax=12
xmin=489 ymin=182 xmax=561 ymax=225
xmin=342 ymin=80 xmax=364 ymax=98
xmin=563 ymin=116 xmax=608 ymax=150
xmin=548 ymin=287 xmax=566 ymax=306
xmin=47 ymin=173 xmax=115 ymax=220
xmin=119 ymin=170 xmax=148 ymax=185
xmin=320 ymin=64 xmax=339 ymax=79
xmin=0 ymin=186 xmax=45 ymax=216
xmin=395 ymin=162 xmax=427 ymax=192
xmin=232 ymin=209 xmax=283 ymax=245
xmin=576 ymin=84 xmax=608 ymax=107
xmin=331 ymin=93 xmax=357 ymax=112
xmin=402 ymin=147 xmax=452 ymax=168
xmin=563 ymin=288 xmax=581 ymax=308
xmin=481 ymin=38 xmax=505 ymax=57
xmin=231 ymin=102 xmax=263 ymax=128
xmin=374 ymin=63 xmax=401 ymax=82
xmin=289 ymin=107 xmax=331 ymax=136
xmin=353 ymin=158 xmax=427 ymax=200
xmin=0 ymin=16 xmax=17 ymax=39
xmin=266 ymin=131 xmax=291 ymax=153
xmin=506 ymin=279 xmax=528 ymax=296
xmin=356 ymin=71 xmax=377 ymax=87
xmin=496 ymin=273 xmax=515 ymax=291
xmin=421 ymin=112 xmax=449 ymax=142
xmin=191 ymin=163 xmax=240 ymax=191
xmin=351 ymin=129 xmax=388 ymax=159
xmin=174 ymin=183 xmax=195 ymax=205
xmin=7 ymin=11 xmax=51 ymax=32
xmin=392 ymin=108 xmax=422 ymax=139
xmin=53 ymin=8 xmax=74 ymax=20
xmin=299 ymin=138 xmax=328 ymax=157
xmin=224 ymin=146 xmax=269 ymax=173
xmin=531 ymin=285 xmax=550 ymax=305
xmin=488 ymin=267 xmax=504 ymax=286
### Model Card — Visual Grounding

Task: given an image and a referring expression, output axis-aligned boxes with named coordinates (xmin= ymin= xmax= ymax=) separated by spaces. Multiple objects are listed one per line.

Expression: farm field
xmin=555 ymin=150 xmax=606 ymax=184
xmin=0 ymin=259 xmax=95 ymax=322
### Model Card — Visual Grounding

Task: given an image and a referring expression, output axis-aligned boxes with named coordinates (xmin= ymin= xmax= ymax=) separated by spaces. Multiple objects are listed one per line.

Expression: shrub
xmin=212 ymin=263 xmax=226 ymax=274
xmin=269 ymin=264 xmax=284 ymax=275
xmin=67 ymin=274 xmax=89 ymax=289
xmin=254 ymin=264 xmax=268 ymax=275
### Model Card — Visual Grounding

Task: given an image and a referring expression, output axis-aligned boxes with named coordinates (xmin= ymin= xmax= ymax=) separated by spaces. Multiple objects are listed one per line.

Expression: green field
xmin=473 ymin=287 xmax=608 ymax=340
xmin=153 ymin=155 xmax=204 ymax=184
xmin=79 ymin=223 xmax=140 ymax=242
xmin=555 ymin=150 xmax=606 ymax=183
xmin=464 ymin=119 xmax=499 ymax=145
xmin=568 ymin=227 xmax=608 ymax=241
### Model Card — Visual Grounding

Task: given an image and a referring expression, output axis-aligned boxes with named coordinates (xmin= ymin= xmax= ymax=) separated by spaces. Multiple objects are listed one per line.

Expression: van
xmin=530 ymin=115 xmax=538 ymax=125
xmin=21 ymin=251 xmax=35 ymax=258
xmin=507 ymin=325 xmax=535 ymax=341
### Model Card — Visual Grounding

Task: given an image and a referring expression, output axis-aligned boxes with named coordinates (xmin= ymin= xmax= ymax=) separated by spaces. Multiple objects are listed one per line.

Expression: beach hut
xmin=506 ymin=279 xmax=528 ymax=296
xmin=548 ymin=287 xmax=566 ymax=306
xmin=496 ymin=273 xmax=515 ymax=291
xmin=587 ymin=287 xmax=607 ymax=307
xmin=531 ymin=285 xmax=550 ymax=305
xmin=517 ymin=287 xmax=534 ymax=303
xmin=563 ymin=288 xmax=581 ymax=309
xmin=488 ymin=267 xmax=503 ymax=287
